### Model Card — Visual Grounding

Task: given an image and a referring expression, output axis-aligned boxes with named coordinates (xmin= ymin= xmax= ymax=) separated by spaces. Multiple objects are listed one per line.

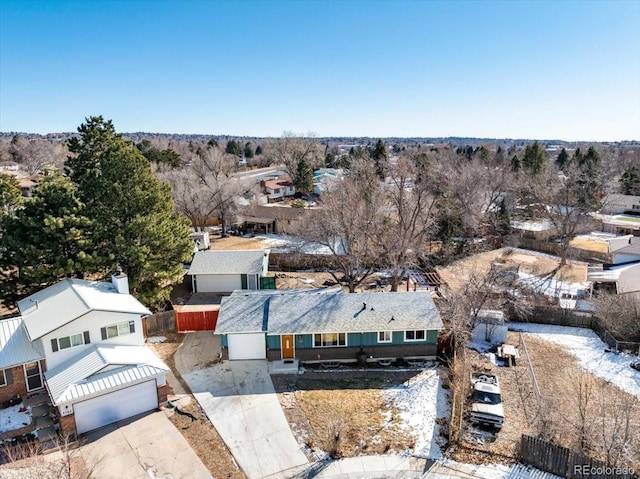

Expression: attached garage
xmin=227 ymin=333 xmax=266 ymax=360
xmin=74 ymin=380 xmax=158 ymax=434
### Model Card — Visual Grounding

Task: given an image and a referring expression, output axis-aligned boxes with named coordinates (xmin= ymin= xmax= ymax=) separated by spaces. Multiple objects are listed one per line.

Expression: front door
xmin=281 ymin=335 xmax=294 ymax=359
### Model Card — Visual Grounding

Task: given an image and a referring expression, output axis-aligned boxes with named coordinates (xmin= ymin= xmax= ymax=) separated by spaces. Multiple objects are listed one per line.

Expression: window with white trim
xmin=51 ymin=331 xmax=90 ymax=352
xmin=313 ymin=333 xmax=346 ymax=347
xmin=378 ymin=331 xmax=392 ymax=343
xmin=101 ymin=320 xmax=135 ymax=340
xmin=0 ymin=369 xmax=6 ymax=387
xmin=404 ymin=330 xmax=426 ymax=342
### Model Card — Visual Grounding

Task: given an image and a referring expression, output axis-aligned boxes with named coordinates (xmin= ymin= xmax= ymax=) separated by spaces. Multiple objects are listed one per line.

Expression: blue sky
xmin=1 ymin=0 xmax=639 ymax=141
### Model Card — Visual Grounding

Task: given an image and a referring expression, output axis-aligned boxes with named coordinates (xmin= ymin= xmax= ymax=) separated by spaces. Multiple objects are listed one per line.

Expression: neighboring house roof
xmin=216 ymin=289 xmax=444 ymax=335
xmin=44 ymin=344 xmax=168 ymax=405
xmin=614 ymin=238 xmax=640 ymax=257
xmin=188 ymin=250 xmax=270 ymax=276
xmin=264 ymin=179 xmax=293 ymax=190
xmin=18 ymin=278 xmax=152 ymax=341
xmin=0 ymin=317 xmax=45 ymax=369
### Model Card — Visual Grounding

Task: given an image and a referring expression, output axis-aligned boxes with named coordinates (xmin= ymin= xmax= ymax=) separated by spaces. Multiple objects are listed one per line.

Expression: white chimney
xmin=111 ymin=271 xmax=129 ymax=294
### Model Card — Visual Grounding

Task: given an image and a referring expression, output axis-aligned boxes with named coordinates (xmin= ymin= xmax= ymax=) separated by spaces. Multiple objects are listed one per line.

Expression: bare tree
xmin=300 ymin=159 xmax=384 ymax=292
xmin=268 ymin=132 xmax=323 ymax=187
xmin=593 ymin=293 xmax=640 ymax=342
xmin=163 ymin=144 xmax=248 ymax=235
xmin=376 ymin=153 xmax=439 ymax=291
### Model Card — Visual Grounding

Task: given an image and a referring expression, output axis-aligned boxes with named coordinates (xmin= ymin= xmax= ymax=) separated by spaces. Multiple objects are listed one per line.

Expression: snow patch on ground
xmin=0 ymin=404 xmax=31 ymax=434
xmin=430 ymin=459 xmax=562 ymax=478
xmin=252 ymin=233 xmax=344 ymax=255
xmin=510 ymin=323 xmax=640 ymax=398
xmin=383 ymin=368 xmax=449 ymax=459
xmin=146 ymin=336 xmax=167 ymax=344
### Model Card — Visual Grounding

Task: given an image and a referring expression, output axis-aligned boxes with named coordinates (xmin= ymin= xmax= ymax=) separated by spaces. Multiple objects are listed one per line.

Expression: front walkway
xmin=175 ymin=333 xmax=308 ymax=479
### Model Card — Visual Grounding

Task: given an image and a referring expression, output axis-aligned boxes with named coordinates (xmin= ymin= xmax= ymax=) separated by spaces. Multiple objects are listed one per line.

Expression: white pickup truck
xmin=469 ymin=373 xmax=504 ymax=431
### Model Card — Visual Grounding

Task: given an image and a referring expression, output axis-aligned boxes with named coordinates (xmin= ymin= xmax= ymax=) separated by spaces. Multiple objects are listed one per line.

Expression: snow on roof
xmin=44 ymin=344 xmax=168 ymax=405
xmin=510 ymin=218 xmax=554 ymax=232
xmin=188 ymin=250 xmax=269 ymax=275
xmin=18 ymin=279 xmax=151 ymax=341
xmin=0 ymin=316 xmax=44 ymax=369
xmin=216 ymin=289 xmax=443 ymax=335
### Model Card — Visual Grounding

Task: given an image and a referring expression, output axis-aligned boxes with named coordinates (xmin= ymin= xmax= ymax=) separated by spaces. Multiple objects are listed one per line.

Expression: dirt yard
xmin=456 ymin=331 xmax=640 ymax=469
xmin=271 ymin=370 xmax=432 ymax=459
xmin=208 ymin=235 xmax=271 ymax=250
xmin=438 ymin=247 xmax=587 ymax=294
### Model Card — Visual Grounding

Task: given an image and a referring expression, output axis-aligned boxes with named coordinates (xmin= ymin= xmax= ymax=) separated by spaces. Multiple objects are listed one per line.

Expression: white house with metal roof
xmin=188 ymin=249 xmax=270 ymax=293
xmin=0 ymin=274 xmax=169 ymax=437
xmin=215 ymin=289 xmax=443 ymax=366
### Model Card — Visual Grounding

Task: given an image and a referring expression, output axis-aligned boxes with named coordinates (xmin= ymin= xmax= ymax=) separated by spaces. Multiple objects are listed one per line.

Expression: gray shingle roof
xmin=0 ymin=317 xmax=44 ymax=369
xmin=215 ymin=289 xmax=443 ymax=335
xmin=188 ymin=250 xmax=270 ymax=276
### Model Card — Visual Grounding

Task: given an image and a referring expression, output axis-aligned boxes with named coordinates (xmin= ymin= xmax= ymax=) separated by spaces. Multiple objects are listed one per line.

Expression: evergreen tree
xmin=0 ymin=173 xmax=102 ymax=305
xmin=0 ymin=174 xmax=23 ymax=215
xmin=225 ymin=139 xmax=243 ymax=156
xmin=370 ymin=139 xmax=388 ymax=180
xmin=243 ymin=142 xmax=254 ymax=159
xmin=66 ymin=116 xmax=192 ymax=307
xmin=573 ymin=146 xmax=603 ymax=210
xmin=522 ymin=141 xmax=547 ymax=175
xmin=510 ymin=154 xmax=521 ymax=172
xmin=255 ymin=145 xmax=263 ymax=155
xmin=495 ymin=198 xmax=512 ymax=236
xmin=556 ymin=148 xmax=569 ymax=170
xmin=620 ymin=165 xmax=640 ymax=195
xmin=295 ymin=158 xmax=314 ymax=194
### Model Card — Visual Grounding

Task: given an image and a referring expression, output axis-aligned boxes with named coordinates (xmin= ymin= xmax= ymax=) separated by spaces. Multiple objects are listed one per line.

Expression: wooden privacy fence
xmin=520 ymin=435 xmax=638 ymax=479
xmin=175 ymin=310 xmax=219 ymax=332
xmin=142 ymin=311 xmax=175 ymax=336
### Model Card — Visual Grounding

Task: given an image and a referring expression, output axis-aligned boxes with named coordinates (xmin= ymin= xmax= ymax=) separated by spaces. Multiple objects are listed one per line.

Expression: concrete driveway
xmin=176 ymin=333 xmax=308 ymax=479
xmin=81 ymin=410 xmax=212 ymax=479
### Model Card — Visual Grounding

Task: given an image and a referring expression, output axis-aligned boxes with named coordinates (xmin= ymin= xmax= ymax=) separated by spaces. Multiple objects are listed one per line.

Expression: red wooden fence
xmin=175 ymin=310 xmax=219 ymax=332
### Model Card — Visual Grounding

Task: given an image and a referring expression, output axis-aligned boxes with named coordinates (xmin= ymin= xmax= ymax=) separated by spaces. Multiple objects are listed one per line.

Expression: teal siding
xmin=221 ymin=334 xmax=228 ymax=348
xmin=297 ymin=334 xmax=313 ymax=348
xmin=290 ymin=331 xmax=438 ymax=349
xmin=266 ymin=335 xmax=280 ymax=349
xmin=346 ymin=332 xmax=377 ymax=347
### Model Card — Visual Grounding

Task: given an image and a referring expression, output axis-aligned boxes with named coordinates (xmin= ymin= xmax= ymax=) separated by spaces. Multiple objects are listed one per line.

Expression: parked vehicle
xmin=469 ymin=372 xmax=504 ymax=431
xmin=631 ymin=360 xmax=640 ymax=371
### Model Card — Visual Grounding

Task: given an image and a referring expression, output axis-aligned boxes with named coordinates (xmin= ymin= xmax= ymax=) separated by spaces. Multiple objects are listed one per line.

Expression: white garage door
xmin=74 ymin=380 xmax=158 ymax=434
xmin=196 ymin=275 xmax=241 ymax=293
xmin=227 ymin=333 xmax=266 ymax=360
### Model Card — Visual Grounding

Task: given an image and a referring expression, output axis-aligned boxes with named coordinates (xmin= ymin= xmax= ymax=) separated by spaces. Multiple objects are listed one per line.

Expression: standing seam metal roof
xmin=0 ymin=317 xmax=45 ymax=369
xmin=18 ymin=279 xmax=151 ymax=341
xmin=44 ymin=344 xmax=168 ymax=405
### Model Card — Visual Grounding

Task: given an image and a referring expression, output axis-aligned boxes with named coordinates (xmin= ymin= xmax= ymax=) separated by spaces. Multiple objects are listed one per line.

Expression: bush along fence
xmin=142 ymin=311 xmax=176 ymax=336
xmin=520 ymin=435 xmax=638 ymax=479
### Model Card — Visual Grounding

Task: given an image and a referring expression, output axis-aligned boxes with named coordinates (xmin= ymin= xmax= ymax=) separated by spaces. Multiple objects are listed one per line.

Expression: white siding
xmin=73 ymin=379 xmax=157 ymax=434
xmin=195 ymin=274 xmax=242 ymax=293
xmin=227 ymin=333 xmax=266 ymax=360
xmin=42 ymin=311 xmax=144 ymax=370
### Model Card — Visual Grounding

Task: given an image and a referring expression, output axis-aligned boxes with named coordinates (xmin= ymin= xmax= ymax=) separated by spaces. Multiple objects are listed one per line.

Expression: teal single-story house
xmin=214 ymin=288 xmax=443 ymax=366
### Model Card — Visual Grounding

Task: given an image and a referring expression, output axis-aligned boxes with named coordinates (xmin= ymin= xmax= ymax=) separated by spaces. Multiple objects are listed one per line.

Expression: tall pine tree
xmin=66 ymin=116 xmax=192 ymax=307
xmin=0 ymin=173 xmax=102 ymax=305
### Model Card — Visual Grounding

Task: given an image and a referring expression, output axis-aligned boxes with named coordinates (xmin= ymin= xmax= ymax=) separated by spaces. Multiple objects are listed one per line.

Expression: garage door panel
xmin=74 ymin=380 xmax=158 ymax=434
xmin=228 ymin=333 xmax=266 ymax=360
